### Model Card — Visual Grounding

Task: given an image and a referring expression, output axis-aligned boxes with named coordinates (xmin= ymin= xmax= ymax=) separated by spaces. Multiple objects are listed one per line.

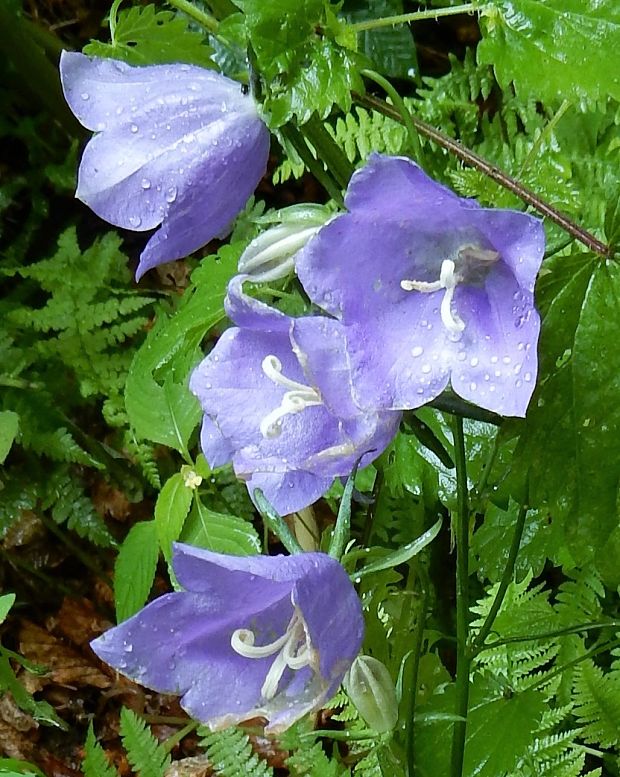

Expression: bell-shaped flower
xmin=296 ymin=154 xmax=545 ymax=417
xmin=189 ymin=278 xmax=401 ymax=514
xmin=91 ymin=543 xmax=364 ymax=733
xmin=59 ymin=51 xmax=270 ymax=279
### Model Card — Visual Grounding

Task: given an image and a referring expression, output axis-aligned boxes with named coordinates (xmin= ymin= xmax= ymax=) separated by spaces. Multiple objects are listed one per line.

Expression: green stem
xmin=166 ymin=0 xmax=219 ymax=32
xmin=525 ymin=638 xmax=620 ymax=693
xmin=519 ymin=99 xmax=571 ymax=177
xmin=163 ymin=721 xmax=198 ymax=754
xmin=350 ymin=4 xmax=482 ymax=32
xmin=362 ymin=466 xmax=384 ymax=547
xmin=0 ymin=376 xmax=42 ymax=390
xmin=471 ymin=504 xmax=528 ymax=654
xmin=304 ymin=115 xmax=355 ymax=190
xmin=355 ymin=93 xmax=610 ymax=259
xmin=362 ymin=70 xmax=423 ymax=162
xmin=479 ymin=621 xmax=620 ymax=652
xmin=450 ymin=415 xmax=470 ymax=777
xmin=280 ymin=125 xmax=345 ymax=207
xmin=204 ymin=0 xmax=238 ymax=19
xmin=473 ymin=431 xmax=499 ymax=509
xmin=404 ymin=564 xmax=429 ymax=777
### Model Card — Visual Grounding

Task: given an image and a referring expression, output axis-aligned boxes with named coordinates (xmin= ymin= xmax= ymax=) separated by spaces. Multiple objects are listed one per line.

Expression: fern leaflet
xmin=120 ymin=707 xmax=171 ymax=777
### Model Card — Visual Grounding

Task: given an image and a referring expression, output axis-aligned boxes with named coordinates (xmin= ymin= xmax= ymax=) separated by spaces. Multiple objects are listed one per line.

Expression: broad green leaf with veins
xmin=478 ymin=0 xmax=620 ymax=104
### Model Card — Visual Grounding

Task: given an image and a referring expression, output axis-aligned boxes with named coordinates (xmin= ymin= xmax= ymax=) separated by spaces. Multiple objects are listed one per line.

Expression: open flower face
xmin=59 ymin=52 xmax=270 ymax=279
xmin=296 ymin=154 xmax=545 ymax=417
xmin=91 ymin=544 xmax=364 ymax=733
xmin=189 ymin=278 xmax=401 ymax=514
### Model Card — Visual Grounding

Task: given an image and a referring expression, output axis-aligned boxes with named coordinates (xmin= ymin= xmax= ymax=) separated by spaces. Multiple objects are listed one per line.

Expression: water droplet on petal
xmin=490 ymin=356 xmax=499 ymax=364
xmin=129 ymin=215 xmax=142 ymax=228
xmin=421 ymin=364 xmax=432 ymax=374
xmin=141 ymin=178 xmax=151 ymax=190
xmin=470 ymin=357 xmax=479 ymax=367
xmin=513 ymin=364 xmax=521 ymax=375
xmin=524 ymin=372 xmax=532 ymax=382
xmin=80 ymin=92 xmax=89 ymax=100
xmin=502 ymin=356 xmax=511 ymax=364
xmin=411 ymin=346 xmax=423 ymax=357
xmin=130 ymin=123 xmax=139 ymax=133
xmin=470 ymin=382 xmax=477 ymax=391
xmin=165 ymin=186 xmax=177 ymax=203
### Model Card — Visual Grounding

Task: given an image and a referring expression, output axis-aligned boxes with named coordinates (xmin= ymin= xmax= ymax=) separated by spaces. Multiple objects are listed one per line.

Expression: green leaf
xmin=0 ymin=593 xmax=15 ymax=624
xmin=83 ymin=724 xmax=120 ymax=777
xmin=182 ymin=497 xmax=261 ymax=555
xmin=478 ymin=0 xmax=620 ymax=104
xmin=0 ymin=759 xmax=45 ymax=777
xmin=154 ymin=472 xmax=193 ymax=561
xmin=571 ymin=262 xmax=620 ymax=558
xmin=114 ymin=521 xmax=159 ymax=622
xmin=84 ymin=4 xmax=214 ymax=68
xmin=125 ymin=253 xmax=237 ymax=454
xmin=354 ymin=519 xmax=442 ymax=580
xmin=0 ymin=653 xmax=67 ymax=729
xmin=0 ymin=410 xmax=18 ymax=463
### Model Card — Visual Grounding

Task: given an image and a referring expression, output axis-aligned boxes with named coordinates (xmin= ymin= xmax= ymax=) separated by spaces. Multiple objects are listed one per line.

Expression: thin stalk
xmin=166 ymin=0 xmax=219 ymax=32
xmin=280 ymin=125 xmax=345 ymax=207
xmin=480 ymin=621 xmax=620 ymax=652
xmin=525 ymin=638 xmax=620 ymax=693
xmin=362 ymin=467 xmax=384 ymax=547
xmin=163 ymin=721 xmax=198 ymax=754
xmin=471 ymin=503 xmax=528 ymax=654
xmin=304 ymin=115 xmax=355 ymax=190
xmin=518 ymin=99 xmax=571 ymax=177
xmin=0 ymin=377 xmax=42 ymax=390
xmin=473 ymin=431 xmax=499 ymax=508
xmin=350 ymin=4 xmax=482 ymax=32
xmin=404 ymin=564 xmax=429 ymax=776
xmin=362 ymin=70 xmax=423 ymax=162
xmin=355 ymin=93 xmax=611 ymax=259
xmin=450 ymin=415 xmax=471 ymax=777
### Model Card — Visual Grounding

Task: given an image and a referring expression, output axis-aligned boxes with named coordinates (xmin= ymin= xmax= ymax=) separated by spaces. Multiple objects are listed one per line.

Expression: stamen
xmin=260 ymin=355 xmax=322 ymax=438
xmin=230 ymin=610 xmax=313 ymax=701
xmin=401 ymin=258 xmax=465 ymax=333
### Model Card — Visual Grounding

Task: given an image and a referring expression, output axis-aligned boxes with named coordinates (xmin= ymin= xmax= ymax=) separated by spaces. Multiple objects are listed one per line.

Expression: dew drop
xmin=411 ymin=346 xmax=423 ymax=357
xmin=80 ymin=92 xmax=89 ymax=100
xmin=489 ymin=385 xmax=496 ymax=392
xmin=524 ymin=372 xmax=532 ymax=382
xmin=502 ymin=356 xmax=511 ymax=364
xmin=457 ymin=352 xmax=467 ymax=362
xmin=490 ymin=356 xmax=499 ymax=364
xmin=165 ymin=186 xmax=178 ymax=203
xmin=129 ymin=215 xmax=142 ymax=228
xmin=516 ymin=379 xmax=523 ymax=388
xmin=115 ymin=106 xmax=124 ymax=115
xmin=141 ymin=178 xmax=151 ymax=190
xmin=470 ymin=356 xmax=479 ymax=367
xmin=470 ymin=382 xmax=477 ymax=391
xmin=130 ymin=123 xmax=139 ymax=133
xmin=421 ymin=364 xmax=432 ymax=374
xmin=513 ymin=364 xmax=522 ymax=375
xmin=484 ymin=373 xmax=490 ymax=381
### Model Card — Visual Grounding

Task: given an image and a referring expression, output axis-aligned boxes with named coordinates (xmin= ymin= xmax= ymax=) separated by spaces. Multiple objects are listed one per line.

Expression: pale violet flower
xmin=189 ymin=277 xmax=401 ymax=514
xmin=91 ymin=543 xmax=364 ymax=733
xmin=296 ymin=154 xmax=545 ymax=417
xmin=60 ymin=52 xmax=270 ymax=279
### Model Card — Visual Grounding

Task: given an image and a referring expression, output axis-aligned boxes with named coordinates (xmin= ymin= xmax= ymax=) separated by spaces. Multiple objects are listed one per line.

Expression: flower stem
xmin=404 ymin=564 xmax=429 ymax=776
xmin=361 ymin=70 xmax=424 ymax=163
xmin=166 ymin=0 xmax=219 ymax=33
xmin=450 ymin=415 xmax=471 ymax=777
xmin=479 ymin=620 xmax=620 ymax=651
xmin=280 ymin=125 xmax=345 ymax=207
xmin=471 ymin=503 xmax=528 ymax=654
xmin=355 ymin=92 xmax=611 ymax=258
xmin=350 ymin=4 xmax=482 ymax=32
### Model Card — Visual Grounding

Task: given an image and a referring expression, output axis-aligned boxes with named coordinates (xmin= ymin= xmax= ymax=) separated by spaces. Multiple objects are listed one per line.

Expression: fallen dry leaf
xmin=48 ymin=596 xmax=111 ymax=648
xmin=165 ymin=755 xmax=214 ymax=777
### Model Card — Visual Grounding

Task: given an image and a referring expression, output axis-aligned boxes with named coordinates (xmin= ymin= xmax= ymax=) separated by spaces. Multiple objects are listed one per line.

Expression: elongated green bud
xmin=343 ymin=655 xmax=398 ymax=732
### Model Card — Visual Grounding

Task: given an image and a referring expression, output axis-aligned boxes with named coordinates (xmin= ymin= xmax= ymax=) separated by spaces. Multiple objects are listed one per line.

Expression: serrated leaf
xmin=478 ymin=0 xmax=620 ymax=104
xmin=154 ymin=472 xmax=193 ymax=561
xmin=120 ymin=707 xmax=171 ymax=777
xmin=0 ymin=410 xmax=18 ymax=463
xmin=182 ymin=497 xmax=261 ymax=555
xmin=83 ymin=5 xmax=215 ymax=69
xmin=114 ymin=521 xmax=159 ymax=622
xmin=125 ymin=252 xmax=237 ymax=453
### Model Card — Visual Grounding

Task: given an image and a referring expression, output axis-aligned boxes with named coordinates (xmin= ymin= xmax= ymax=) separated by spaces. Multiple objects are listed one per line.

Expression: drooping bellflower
xmin=91 ymin=543 xmax=364 ymax=733
xmin=59 ymin=52 xmax=270 ymax=279
xmin=189 ymin=278 xmax=401 ymax=514
xmin=296 ymin=154 xmax=545 ymax=417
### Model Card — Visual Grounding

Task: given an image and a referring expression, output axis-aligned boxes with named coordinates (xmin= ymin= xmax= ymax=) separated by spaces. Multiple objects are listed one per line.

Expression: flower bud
xmin=238 ymin=205 xmax=332 ymax=282
xmin=343 ymin=655 xmax=399 ymax=732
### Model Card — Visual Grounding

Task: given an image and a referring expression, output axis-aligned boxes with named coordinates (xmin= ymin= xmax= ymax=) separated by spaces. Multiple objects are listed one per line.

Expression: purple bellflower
xmin=296 ymin=154 xmax=545 ymax=417
xmin=91 ymin=543 xmax=364 ymax=733
xmin=59 ymin=52 xmax=270 ymax=279
xmin=189 ymin=277 xmax=401 ymax=514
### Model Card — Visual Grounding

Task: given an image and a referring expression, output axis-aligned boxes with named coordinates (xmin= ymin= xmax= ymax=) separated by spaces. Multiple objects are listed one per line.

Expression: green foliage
xmin=198 ymin=725 xmax=273 ymax=776
xmin=572 ymin=660 xmax=620 ymax=748
xmin=478 ymin=0 xmax=620 ymax=104
xmin=119 ymin=707 xmax=171 ymax=777
xmin=114 ymin=521 xmax=159 ymax=622
xmin=326 ymin=106 xmax=408 ymax=166
xmin=154 ymin=471 xmax=194 ymax=561
xmin=182 ymin=496 xmax=261 ymax=555
xmin=0 ymin=410 xmax=18 ymax=463
xmin=83 ymin=724 xmax=120 ymax=777
xmin=84 ymin=3 xmax=215 ymax=68
xmin=239 ymin=0 xmax=366 ymax=126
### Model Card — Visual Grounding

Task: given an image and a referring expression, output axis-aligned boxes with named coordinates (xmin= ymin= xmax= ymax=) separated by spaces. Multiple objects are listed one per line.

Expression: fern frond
xmin=83 ymin=724 xmax=120 ymax=777
xmin=326 ymin=107 xmax=408 ymax=166
xmin=43 ymin=470 xmax=115 ymax=547
xmin=198 ymin=726 xmax=273 ymax=777
xmin=119 ymin=707 xmax=171 ymax=777
xmin=572 ymin=660 xmax=620 ymax=748
xmin=285 ymin=739 xmax=346 ymax=777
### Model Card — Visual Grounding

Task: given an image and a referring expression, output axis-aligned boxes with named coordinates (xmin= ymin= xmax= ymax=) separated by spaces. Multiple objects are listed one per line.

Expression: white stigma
xmin=401 ymin=258 xmax=465 ymax=334
xmin=231 ymin=609 xmax=313 ymax=700
xmin=260 ymin=355 xmax=322 ymax=438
